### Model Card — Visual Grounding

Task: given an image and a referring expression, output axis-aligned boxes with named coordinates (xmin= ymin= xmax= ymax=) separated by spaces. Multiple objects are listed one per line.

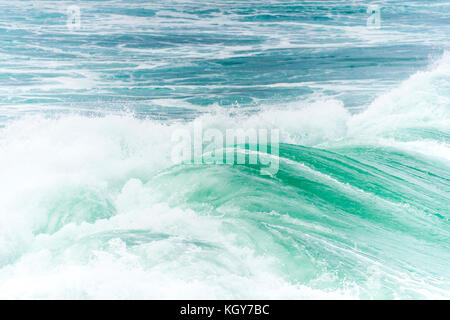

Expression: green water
xmin=0 ymin=0 xmax=449 ymax=299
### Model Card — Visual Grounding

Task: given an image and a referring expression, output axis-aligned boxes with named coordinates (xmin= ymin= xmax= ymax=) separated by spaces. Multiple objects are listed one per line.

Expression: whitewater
xmin=0 ymin=1 xmax=449 ymax=299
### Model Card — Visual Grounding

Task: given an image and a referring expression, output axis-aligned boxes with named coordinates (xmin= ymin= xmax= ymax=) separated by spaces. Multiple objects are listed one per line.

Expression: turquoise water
xmin=0 ymin=0 xmax=449 ymax=299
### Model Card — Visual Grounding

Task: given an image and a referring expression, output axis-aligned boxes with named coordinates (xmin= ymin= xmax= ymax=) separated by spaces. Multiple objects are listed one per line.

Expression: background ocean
xmin=0 ymin=0 xmax=449 ymax=299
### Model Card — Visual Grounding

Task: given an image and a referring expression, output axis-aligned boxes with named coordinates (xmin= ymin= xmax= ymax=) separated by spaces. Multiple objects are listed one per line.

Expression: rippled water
xmin=0 ymin=0 xmax=449 ymax=299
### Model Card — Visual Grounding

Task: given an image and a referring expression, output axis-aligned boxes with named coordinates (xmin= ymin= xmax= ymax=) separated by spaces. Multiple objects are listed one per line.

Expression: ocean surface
xmin=0 ymin=0 xmax=449 ymax=299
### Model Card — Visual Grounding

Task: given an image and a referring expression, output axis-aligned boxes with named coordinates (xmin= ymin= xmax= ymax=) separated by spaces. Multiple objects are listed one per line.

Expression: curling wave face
xmin=0 ymin=53 xmax=449 ymax=299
